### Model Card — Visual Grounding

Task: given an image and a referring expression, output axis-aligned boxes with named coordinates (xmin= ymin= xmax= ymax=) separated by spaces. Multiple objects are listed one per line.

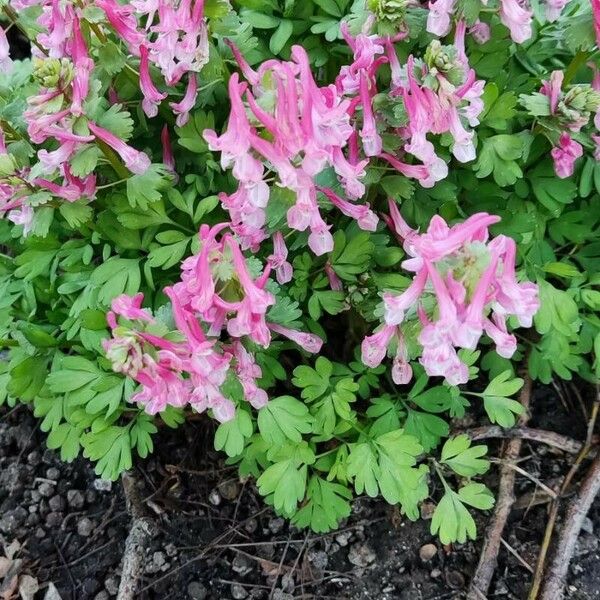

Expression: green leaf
xmin=126 ymin=164 xmax=170 ymax=209
xmin=59 ymin=201 xmax=93 ymax=228
xmin=292 ymin=357 xmax=332 ymax=401
xmin=307 ymin=290 xmax=346 ymax=320
xmin=215 ymin=410 xmax=254 ymax=457
xmin=175 ymin=111 xmax=215 ymax=153
xmin=291 ymin=476 xmax=352 ymax=533
xmin=241 ymin=10 xmax=280 ymax=28
xmin=257 ymin=396 xmax=313 ymax=446
xmin=481 ymin=370 xmax=525 ymax=427
xmin=474 ymin=134 xmax=525 ymax=187
xmin=256 ymin=459 xmax=307 ymax=513
xmin=130 ymin=413 xmax=158 ymax=459
xmin=269 ymin=19 xmax=293 ymax=54
xmin=331 ymin=230 xmax=374 ymax=281
xmin=81 ymin=426 xmax=132 ymax=481
xmin=440 ymin=435 xmax=489 ymax=477
xmin=431 ymin=489 xmax=477 ymax=544
xmin=404 ymin=409 xmax=449 ymax=451
xmin=347 ymin=442 xmax=380 ymax=497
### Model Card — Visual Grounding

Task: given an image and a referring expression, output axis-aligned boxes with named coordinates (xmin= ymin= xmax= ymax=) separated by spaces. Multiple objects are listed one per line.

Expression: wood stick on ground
xmin=116 ymin=471 xmax=158 ymax=600
xmin=466 ymin=375 xmax=532 ymax=600
xmin=537 ymin=451 xmax=600 ymax=599
xmin=528 ymin=385 xmax=600 ymax=599
xmin=465 ymin=426 xmax=584 ymax=455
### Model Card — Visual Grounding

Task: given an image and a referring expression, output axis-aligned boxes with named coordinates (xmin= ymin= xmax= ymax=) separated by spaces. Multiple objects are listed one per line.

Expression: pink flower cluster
xmin=362 ymin=201 xmax=539 ymax=386
xmin=204 ymin=20 xmax=486 ymax=254
xmin=97 ymin=0 xmax=207 ymax=124
xmin=427 ymin=0 xmax=533 ymax=44
xmin=104 ymin=223 xmax=323 ymax=418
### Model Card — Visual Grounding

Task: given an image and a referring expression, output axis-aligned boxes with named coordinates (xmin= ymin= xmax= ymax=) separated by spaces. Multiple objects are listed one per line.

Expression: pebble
xmin=268 ymin=517 xmax=285 ymax=534
xmin=208 ymin=489 xmax=221 ymax=506
xmin=231 ymin=584 xmax=248 ymax=599
xmin=582 ymin=517 xmax=594 ymax=535
xmin=244 ymin=518 xmax=258 ymax=534
xmin=0 ymin=507 xmax=28 ymax=534
xmin=86 ymin=490 xmax=98 ymax=504
xmin=187 ymin=581 xmax=208 ymax=600
xmin=94 ymin=592 xmax=110 ymax=600
xmin=420 ymin=502 xmax=436 ymax=520
xmin=307 ymin=549 xmax=328 ymax=570
xmin=49 ymin=495 xmax=65 ymax=512
xmin=45 ymin=512 xmax=63 ymax=528
xmin=419 ymin=543 xmax=437 ymax=562
xmin=67 ymin=489 xmax=85 ymax=509
xmin=280 ymin=573 xmax=294 ymax=592
xmin=335 ymin=531 xmax=352 ymax=547
xmin=38 ymin=482 xmax=55 ymax=498
xmin=446 ymin=570 xmax=465 ymax=589
xmin=348 ymin=543 xmax=376 ymax=567
xmin=30 ymin=490 xmax=41 ymax=503
xmin=232 ymin=553 xmax=254 ymax=576
xmin=46 ymin=467 xmax=60 ymax=480
xmin=34 ymin=527 xmax=46 ymax=539
xmin=104 ymin=576 xmax=119 ymax=595
xmin=77 ymin=517 xmax=95 ymax=537
xmin=93 ymin=479 xmax=112 ymax=492
xmin=26 ymin=451 xmax=41 ymax=466
xmin=218 ymin=480 xmax=240 ymax=501
xmin=82 ymin=578 xmax=100 ymax=595
xmin=272 ymin=591 xmax=293 ymax=600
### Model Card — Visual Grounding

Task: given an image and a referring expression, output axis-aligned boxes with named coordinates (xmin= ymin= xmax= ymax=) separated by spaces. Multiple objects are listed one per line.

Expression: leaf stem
xmin=563 ymin=50 xmax=591 ymax=87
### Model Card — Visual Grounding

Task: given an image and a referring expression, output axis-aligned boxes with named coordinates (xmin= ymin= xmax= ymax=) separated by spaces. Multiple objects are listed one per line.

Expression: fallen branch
xmin=116 ymin=471 xmax=157 ymax=600
xmin=465 ymin=426 xmax=584 ymax=455
xmin=529 ymin=386 xmax=600 ymax=599
xmin=467 ymin=375 xmax=532 ymax=600
xmin=537 ymin=452 xmax=600 ymax=599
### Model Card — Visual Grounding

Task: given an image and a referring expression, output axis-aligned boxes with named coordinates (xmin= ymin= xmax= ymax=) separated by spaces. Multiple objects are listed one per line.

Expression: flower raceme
xmin=104 ymin=224 xmax=323 ymax=418
xmin=362 ymin=201 xmax=539 ymax=386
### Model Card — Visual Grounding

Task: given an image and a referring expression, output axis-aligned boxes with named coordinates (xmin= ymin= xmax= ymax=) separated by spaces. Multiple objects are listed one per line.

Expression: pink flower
xmin=359 ymin=72 xmax=382 ymax=157
xmin=540 ymin=70 xmax=563 ymax=114
xmin=546 ymin=0 xmax=569 ymax=21
xmin=427 ymin=0 xmax=455 ymax=36
xmin=170 ymin=73 xmax=198 ymax=127
xmin=0 ymin=26 xmax=12 ymax=73
xmin=551 ymin=133 xmax=583 ymax=178
xmin=267 ymin=232 xmax=293 ymax=284
xmin=361 ymin=324 xmax=397 ymax=368
xmin=268 ymin=323 xmax=324 ymax=353
xmin=469 ymin=21 xmax=491 ymax=44
xmin=139 ymin=44 xmax=167 ymax=118
xmin=110 ymin=293 xmax=155 ymax=324
xmin=319 ymin=187 xmax=378 ymax=232
xmin=88 ymin=122 xmax=151 ymax=174
xmin=593 ymin=0 xmax=600 ymax=48
xmin=499 ymin=0 xmax=533 ymax=43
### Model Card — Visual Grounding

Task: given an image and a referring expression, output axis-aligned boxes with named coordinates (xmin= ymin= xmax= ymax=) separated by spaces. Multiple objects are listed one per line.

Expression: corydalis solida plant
xmin=0 ymin=0 xmax=599 ymax=540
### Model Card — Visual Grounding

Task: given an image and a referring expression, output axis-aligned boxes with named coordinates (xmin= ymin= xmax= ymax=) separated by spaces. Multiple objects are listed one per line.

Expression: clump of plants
xmin=1 ymin=0 xmax=599 ymax=544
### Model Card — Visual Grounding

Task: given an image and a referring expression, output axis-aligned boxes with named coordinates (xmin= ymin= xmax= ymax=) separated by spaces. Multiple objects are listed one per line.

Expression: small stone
xmin=34 ymin=527 xmax=46 ymax=539
xmin=280 ymin=573 xmax=294 ymax=592
xmin=85 ymin=490 xmax=97 ymax=504
xmin=271 ymin=591 xmax=293 ymax=600
xmin=94 ymin=592 xmax=110 ymax=600
xmin=165 ymin=543 xmax=177 ymax=558
xmin=46 ymin=467 xmax=60 ymax=480
xmin=307 ymin=550 xmax=328 ymax=570
xmin=244 ymin=518 xmax=258 ymax=534
xmin=104 ymin=577 xmax=119 ymax=595
xmin=218 ymin=480 xmax=240 ymax=501
xmin=93 ymin=479 xmax=112 ymax=492
xmin=347 ymin=543 xmax=376 ymax=567
xmin=430 ymin=568 xmax=442 ymax=578
xmin=268 ymin=517 xmax=285 ymax=534
xmin=153 ymin=552 xmax=166 ymax=568
xmin=420 ymin=502 xmax=436 ymax=520
xmin=446 ymin=570 xmax=465 ymax=589
xmin=82 ymin=578 xmax=99 ymax=595
xmin=419 ymin=543 xmax=437 ymax=562
xmin=231 ymin=584 xmax=248 ymax=599
xmin=26 ymin=451 xmax=42 ymax=466
xmin=335 ymin=531 xmax=352 ymax=547
xmin=582 ymin=517 xmax=594 ymax=535
xmin=49 ymin=495 xmax=65 ymax=512
xmin=77 ymin=517 xmax=94 ymax=537
xmin=208 ymin=489 xmax=221 ymax=506
xmin=0 ymin=507 xmax=28 ymax=534
xmin=30 ymin=490 xmax=41 ymax=503
xmin=25 ymin=513 xmax=40 ymax=527
xmin=67 ymin=490 xmax=85 ymax=509
xmin=45 ymin=512 xmax=63 ymax=528
xmin=187 ymin=581 xmax=208 ymax=600
xmin=232 ymin=554 xmax=253 ymax=576
xmin=38 ymin=482 xmax=55 ymax=498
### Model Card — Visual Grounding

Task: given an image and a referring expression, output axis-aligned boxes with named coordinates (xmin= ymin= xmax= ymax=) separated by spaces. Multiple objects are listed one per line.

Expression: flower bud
xmin=33 ymin=57 xmax=74 ymax=89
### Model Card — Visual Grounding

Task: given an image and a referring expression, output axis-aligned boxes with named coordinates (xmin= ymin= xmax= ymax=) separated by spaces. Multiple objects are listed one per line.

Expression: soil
xmin=1 ymin=381 xmax=600 ymax=600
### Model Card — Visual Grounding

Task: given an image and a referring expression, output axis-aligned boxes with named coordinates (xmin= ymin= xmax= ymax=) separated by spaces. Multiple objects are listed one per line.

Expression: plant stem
xmin=2 ymin=5 xmax=48 ymax=55
xmin=96 ymin=139 xmax=131 ymax=179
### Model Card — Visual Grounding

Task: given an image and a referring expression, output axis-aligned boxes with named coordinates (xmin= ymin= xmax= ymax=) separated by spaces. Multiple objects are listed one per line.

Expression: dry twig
xmin=528 ymin=385 xmax=600 ymax=599
xmin=467 ymin=375 xmax=532 ymax=600
xmin=116 ymin=471 xmax=157 ymax=600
